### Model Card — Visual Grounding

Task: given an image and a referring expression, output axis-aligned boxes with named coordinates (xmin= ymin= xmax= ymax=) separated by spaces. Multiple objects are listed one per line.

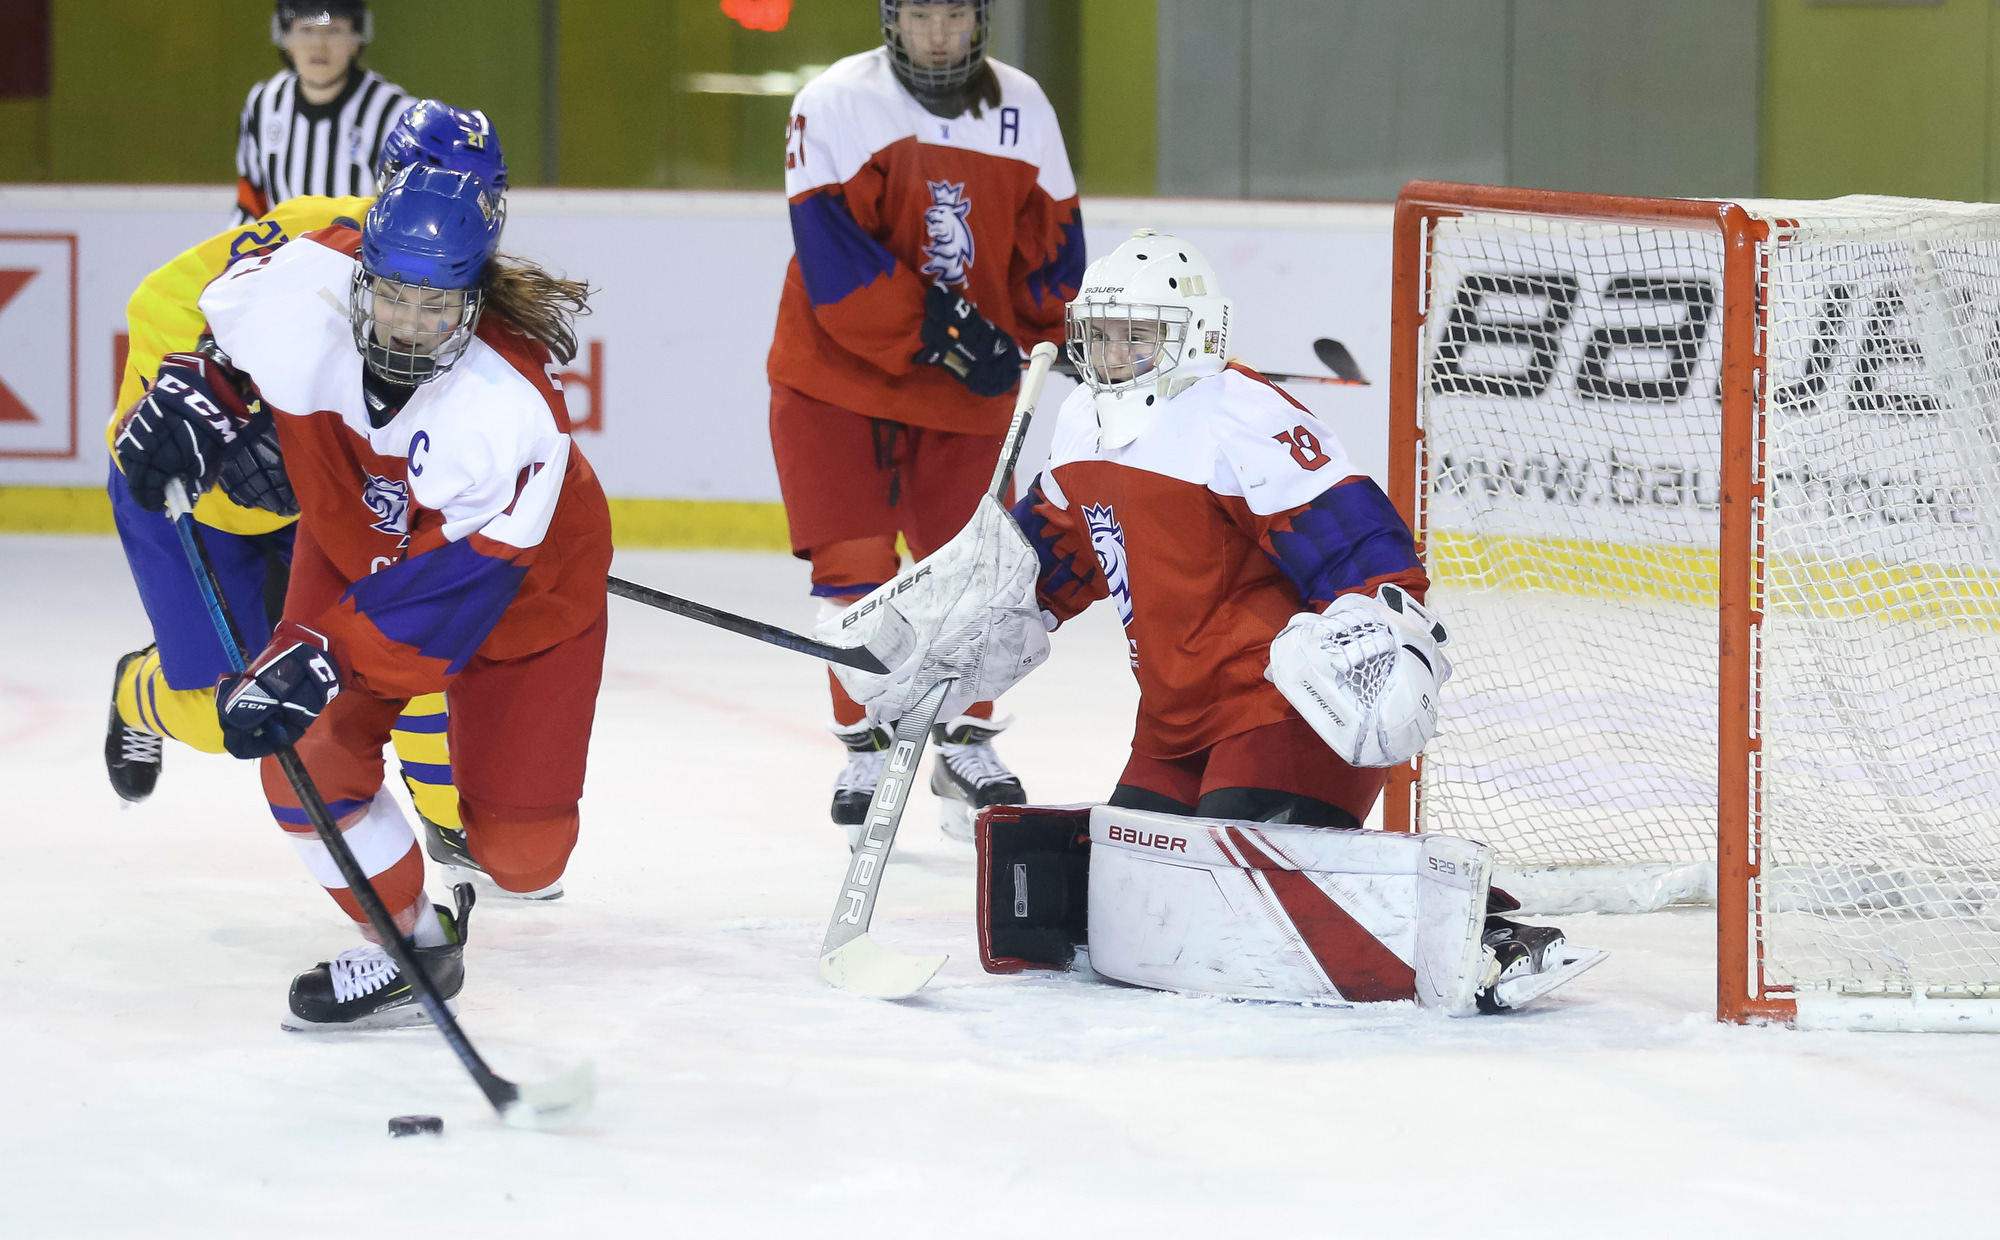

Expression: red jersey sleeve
xmin=1010 ymin=476 xmax=1108 ymax=624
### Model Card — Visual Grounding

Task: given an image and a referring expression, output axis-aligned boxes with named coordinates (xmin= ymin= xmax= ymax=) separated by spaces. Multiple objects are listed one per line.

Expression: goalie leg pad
xmin=1085 ymin=806 xmax=1495 ymax=1011
xmin=976 ymin=805 xmax=1093 ymax=972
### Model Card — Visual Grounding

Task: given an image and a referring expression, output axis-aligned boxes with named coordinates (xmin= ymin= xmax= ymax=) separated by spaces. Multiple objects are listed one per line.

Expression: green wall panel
xmin=557 ymin=0 xmax=877 ymax=191
xmin=369 ymin=1 xmax=546 ymax=186
xmin=1763 ymin=0 xmax=1988 ymax=201
xmin=48 ymin=0 xmax=273 ymax=184
xmin=1079 ymin=0 xmax=1155 ymax=195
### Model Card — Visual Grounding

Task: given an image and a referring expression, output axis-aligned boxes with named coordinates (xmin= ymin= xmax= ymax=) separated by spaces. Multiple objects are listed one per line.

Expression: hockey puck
xmin=387 ymin=1114 xmax=444 ymax=1138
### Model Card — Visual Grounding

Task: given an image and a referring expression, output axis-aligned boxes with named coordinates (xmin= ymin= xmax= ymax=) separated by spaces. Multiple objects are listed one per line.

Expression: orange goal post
xmin=1385 ymin=181 xmax=2000 ymax=1030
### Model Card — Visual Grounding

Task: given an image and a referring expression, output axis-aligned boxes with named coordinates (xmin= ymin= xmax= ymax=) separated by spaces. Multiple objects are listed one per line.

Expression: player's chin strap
xmin=162 ymin=478 xmax=594 ymax=1129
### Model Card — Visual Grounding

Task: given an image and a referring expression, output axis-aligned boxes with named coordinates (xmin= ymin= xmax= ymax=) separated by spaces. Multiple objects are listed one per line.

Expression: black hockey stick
xmin=163 ymin=479 xmax=593 ymax=1129
xmin=1260 ymin=336 xmax=1372 ymax=387
xmin=606 ymin=574 xmax=891 ymax=675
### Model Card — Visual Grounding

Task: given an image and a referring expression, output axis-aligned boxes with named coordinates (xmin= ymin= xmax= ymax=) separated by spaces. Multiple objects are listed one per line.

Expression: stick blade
xmin=819 ymin=934 xmax=947 ymax=999
xmin=1312 ymin=337 xmax=1371 ymax=385
xmin=499 ymin=1060 xmax=597 ymax=1129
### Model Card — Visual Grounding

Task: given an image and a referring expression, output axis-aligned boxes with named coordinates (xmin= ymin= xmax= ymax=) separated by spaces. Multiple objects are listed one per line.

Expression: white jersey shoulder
xmin=198 ymin=235 xmax=564 ymax=542
xmin=199 ymin=236 xmax=363 ymax=425
xmin=401 ymin=344 xmax=565 ymax=543
xmin=785 ymin=49 xmax=1074 ymax=201
xmin=1041 ymin=369 xmax=1355 ymax=516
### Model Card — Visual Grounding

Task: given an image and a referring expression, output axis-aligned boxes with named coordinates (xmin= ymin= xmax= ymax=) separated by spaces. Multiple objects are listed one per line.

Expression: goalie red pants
xmin=1109 ymin=716 xmax=1390 ymax=830
xmin=261 ymin=526 xmax=606 ymax=931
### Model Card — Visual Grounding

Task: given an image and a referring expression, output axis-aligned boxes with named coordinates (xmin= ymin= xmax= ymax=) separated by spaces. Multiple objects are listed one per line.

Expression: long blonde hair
xmin=480 ymin=256 xmax=592 ymax=365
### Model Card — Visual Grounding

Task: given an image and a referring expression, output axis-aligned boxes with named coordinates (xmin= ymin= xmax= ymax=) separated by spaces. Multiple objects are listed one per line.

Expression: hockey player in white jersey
xmin=827 ymin=231 xmax=1603 ymax=1013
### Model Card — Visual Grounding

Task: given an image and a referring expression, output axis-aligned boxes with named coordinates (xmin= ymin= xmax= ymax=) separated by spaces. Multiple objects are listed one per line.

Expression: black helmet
xmin=272 ymin=0 xmax=373 ymax=45
xmin=879 ymin=0 xmax=991 ymax=110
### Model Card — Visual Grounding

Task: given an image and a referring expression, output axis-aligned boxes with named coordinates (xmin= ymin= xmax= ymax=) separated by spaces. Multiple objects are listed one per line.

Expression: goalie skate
xmin=1477 ymin=918 xmax=1608 ymax=1013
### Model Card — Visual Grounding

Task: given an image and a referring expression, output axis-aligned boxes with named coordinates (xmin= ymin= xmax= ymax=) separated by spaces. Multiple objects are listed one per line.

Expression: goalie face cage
xmin=1387 ymin=182 xmax=2000 ymax=1030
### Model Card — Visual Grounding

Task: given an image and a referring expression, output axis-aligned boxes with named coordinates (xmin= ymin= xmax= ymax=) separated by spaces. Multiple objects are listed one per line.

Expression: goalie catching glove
xmin=216 ymin=622 xmax=344 ymax=759
xmin=817 ymin=493 xmax=1052 ymax=724
xmin=1266 ymin=583 xmax=1451 ymax=768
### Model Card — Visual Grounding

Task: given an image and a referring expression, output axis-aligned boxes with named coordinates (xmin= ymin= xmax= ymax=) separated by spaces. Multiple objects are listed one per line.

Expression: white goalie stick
xmin=817 ymin=340 xmax=1061 ymax=999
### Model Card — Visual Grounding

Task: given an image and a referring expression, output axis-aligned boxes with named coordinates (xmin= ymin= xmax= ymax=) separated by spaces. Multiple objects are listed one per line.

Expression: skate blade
xmin=1492 ymin=946 xmax=1608 ymax=1010
xmin=441 ymin=862 xmax=564 ymax=901
xmin=280 ymin=997 xmax=460 ymax=1033
xmin=819 ymin=933 xmax=947 ymax=999
xmin=500 ymin=1060 xmax=597 ymax=1130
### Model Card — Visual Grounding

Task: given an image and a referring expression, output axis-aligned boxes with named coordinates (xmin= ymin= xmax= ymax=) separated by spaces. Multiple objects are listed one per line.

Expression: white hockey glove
xmin=816 ymin=494 xmax=1052 ymax=724
xmin=1266 ymin=583 xmax=1451 ymax=768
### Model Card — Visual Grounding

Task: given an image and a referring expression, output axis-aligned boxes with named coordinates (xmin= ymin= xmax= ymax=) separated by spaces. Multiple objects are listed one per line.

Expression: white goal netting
xmin=1414 ymin=195 xmax=2000 ymax=1000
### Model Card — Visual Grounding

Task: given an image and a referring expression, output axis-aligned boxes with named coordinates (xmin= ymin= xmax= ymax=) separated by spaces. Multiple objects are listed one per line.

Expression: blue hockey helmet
xmin=350 ymin=166 xmax=503 ymax=385
xmin=375 ymin=100 xmax=509 ymax=203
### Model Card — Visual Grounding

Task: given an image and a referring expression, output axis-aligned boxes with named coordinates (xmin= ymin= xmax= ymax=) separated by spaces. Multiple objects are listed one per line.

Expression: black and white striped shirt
xmin=233 ymin=68 xmax=412 ymax=224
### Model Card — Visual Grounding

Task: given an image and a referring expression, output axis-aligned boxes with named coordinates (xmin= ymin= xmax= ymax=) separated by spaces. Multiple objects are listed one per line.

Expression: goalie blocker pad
xmin=977 ymin=805 xmax=1496 ymax=1014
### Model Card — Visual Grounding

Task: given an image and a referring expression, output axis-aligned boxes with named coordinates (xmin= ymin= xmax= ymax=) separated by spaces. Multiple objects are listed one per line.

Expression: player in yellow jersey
xmin=102 ymin=101 xmax=540 ymax=894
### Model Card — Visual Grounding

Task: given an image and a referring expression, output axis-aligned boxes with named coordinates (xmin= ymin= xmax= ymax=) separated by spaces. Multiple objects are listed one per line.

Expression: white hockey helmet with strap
xmin=1065 ymin=230 xmax=1233 ymax=449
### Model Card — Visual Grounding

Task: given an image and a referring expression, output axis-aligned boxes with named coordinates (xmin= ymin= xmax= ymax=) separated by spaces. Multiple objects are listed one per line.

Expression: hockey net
xmin=1389 ymin=183 xmax=2000 ymax=1026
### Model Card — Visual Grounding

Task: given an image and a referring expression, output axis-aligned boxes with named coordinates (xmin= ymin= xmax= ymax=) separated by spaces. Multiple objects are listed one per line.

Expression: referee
xmin=233 ymin=1 xmax=411 ymax=224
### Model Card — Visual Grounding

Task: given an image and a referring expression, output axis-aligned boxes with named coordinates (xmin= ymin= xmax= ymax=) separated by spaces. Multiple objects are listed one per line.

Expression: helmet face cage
xmin=880 ymin=0 xmax=991 ymax=103
xmin=1066 ymin=299 xmax=1193 ymax=395
xmin=348 ymin=267 xmax=482 ymax=387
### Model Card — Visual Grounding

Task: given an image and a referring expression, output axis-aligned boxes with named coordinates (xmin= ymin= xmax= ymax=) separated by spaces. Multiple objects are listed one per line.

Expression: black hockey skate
xmin=105 ymin=647 xmax=163 ymax=803
xmin=831 ymin=721 xmax=893 ymax=841
xmin=282 ymin=886 xmax=473 ymax=1031
xmin=1476 ymin=917 xmax=1571 ymax=1013
xmin=929 ymin=714 xmax=1026 ymax=844
xmin=416 ymin=798 xmax=564 ymax=901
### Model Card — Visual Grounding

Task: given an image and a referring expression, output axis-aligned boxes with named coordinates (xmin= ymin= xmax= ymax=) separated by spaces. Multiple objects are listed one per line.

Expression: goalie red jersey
xmin=197 ymin=225 xmax=612 ymax=700
xmin=1012 ymin=366 xmax=1429 ymax=758
xmin=768 ymin=47 xmax=1083 ymax=436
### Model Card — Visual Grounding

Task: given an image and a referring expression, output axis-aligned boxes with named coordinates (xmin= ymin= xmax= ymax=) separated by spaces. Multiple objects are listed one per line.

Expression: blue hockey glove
xmin=113 ymin=352 xmax=251 ymax=512
xmin=216 ymin=622 xmax=344 ymax=759
xmin=914 ymin=284 xmax=1019 ymax=399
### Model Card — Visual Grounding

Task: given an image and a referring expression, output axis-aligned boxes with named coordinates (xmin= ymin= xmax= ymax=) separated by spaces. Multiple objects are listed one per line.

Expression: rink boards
xmin=0 ymin=186 xmax=1394 ymax=511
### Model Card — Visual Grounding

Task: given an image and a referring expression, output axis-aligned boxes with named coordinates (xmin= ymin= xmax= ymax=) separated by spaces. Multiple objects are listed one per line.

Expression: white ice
xmin=4 ymin=535 xmax=1998 ymax=1238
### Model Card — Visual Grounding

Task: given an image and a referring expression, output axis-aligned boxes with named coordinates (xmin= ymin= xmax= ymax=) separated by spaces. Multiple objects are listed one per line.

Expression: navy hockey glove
xmin=113 ymin=352 xmax=251 ymax=512
xmin=216 ymin=622 xmax=344 ymax=759
xmin=914 ymin=284 xmax=1020 ymax=399
xmin=216 ymin=410 xmax=298 ymax=517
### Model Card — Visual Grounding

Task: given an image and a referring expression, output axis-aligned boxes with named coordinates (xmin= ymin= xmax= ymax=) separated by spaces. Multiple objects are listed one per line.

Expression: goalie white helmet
xmin=1065 ymin=230 xmax=1233 ymax=449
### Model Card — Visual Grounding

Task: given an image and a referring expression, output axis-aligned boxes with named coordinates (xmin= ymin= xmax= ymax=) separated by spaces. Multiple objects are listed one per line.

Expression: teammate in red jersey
xmin=768 ymin=0 xmax=1084 ymax=841
xmin=113 ymin=166 xmax=612 ymax=1029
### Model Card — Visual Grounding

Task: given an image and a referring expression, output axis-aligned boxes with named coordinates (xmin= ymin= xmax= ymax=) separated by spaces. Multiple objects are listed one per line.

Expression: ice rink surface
xmin=5 ymin=535 xmax=1999 ymax=1238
